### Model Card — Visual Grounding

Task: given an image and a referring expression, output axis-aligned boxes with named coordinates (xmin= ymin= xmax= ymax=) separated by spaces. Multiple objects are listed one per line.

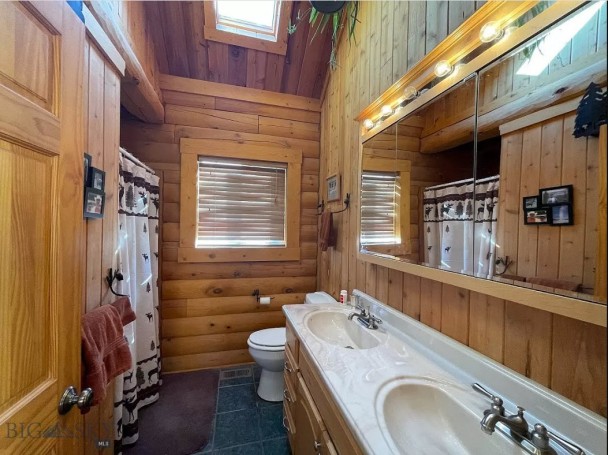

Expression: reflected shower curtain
xmin=423 ymin=176 xmax=500 ymax=277
xmin=473 ymin=176 xmax=500 ymax=279
xmin=423 ymin=179 xmax=476 ymax=274
xmin=113 ymin=153 xmax=161 ymax=452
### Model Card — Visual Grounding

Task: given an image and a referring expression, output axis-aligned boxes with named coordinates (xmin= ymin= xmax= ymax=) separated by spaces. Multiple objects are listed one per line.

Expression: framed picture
xmin=326 ymin=174 xmax=341 ymax=202
xmin=539 ymin=184 xmax=573 ymax=206
xmin=522 ymin=196 xmax=539 ymax=210
xmin=524 ymin=208 xmax=551 ymax=225
xmin=84 ymin=187 xmax=105 ymax=219
xmin=550 ymin=204 xmax=573 ymax=226
xmin=83 ymin=153 xmax=92 ymax=185
xmin=88 ymin=167 xmax=105 ymax=191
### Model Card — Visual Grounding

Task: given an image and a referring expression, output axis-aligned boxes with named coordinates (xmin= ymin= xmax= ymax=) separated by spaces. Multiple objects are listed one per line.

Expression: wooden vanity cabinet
xmin=284 ymin=322 xmax=362 ymax=455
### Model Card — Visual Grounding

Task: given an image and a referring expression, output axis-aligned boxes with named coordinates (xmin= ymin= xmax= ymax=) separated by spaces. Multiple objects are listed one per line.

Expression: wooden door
xmin=0 ymin=2 xmax=85 ymax=454
xmin=295 ymin=374 xmax=336 ymax=455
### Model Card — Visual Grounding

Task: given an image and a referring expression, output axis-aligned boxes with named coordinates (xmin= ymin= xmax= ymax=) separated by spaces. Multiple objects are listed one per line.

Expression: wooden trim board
xmin=160 ymin=74 xmax=321 ymax=112
xmin=358 ymin=251 xmax=607 ymax=327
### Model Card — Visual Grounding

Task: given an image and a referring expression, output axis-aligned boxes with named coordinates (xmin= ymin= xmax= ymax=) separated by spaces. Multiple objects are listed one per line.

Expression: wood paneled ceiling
xmin=145 ymin=1 xmax=333 ymax=99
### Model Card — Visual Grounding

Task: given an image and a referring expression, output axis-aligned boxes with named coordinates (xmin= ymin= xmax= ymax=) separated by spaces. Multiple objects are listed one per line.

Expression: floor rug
xmin=125 ymin=369 xmax=220 ymax=455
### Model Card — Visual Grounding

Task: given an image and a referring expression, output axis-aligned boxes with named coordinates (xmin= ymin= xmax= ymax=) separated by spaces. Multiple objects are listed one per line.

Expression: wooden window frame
xmin=178 ymin=137 xmax=302 ymax=263
xmin=360 ymin=157 xmax=411 ymax=256
xmin=203 ymin=1 xmax=292 ymax=56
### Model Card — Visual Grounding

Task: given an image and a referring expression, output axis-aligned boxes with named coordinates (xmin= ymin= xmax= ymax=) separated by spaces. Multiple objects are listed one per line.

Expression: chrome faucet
xmin=472 ymin=383 xmax=586 ymax=455
xmin=348 ymin=297 xmax=382 ymax=330
xmin=473 ymin=383 xmax=529 ymax=439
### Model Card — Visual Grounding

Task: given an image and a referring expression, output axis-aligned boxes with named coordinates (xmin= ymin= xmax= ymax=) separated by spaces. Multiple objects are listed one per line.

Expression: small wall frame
xmin=84 ymin=187 xmax=105 ymax=219
xmin=326 ymin=174 xmax=341 ymax=202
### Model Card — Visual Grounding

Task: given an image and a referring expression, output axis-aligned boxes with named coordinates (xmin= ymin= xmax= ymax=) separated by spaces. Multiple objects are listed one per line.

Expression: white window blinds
xmin=197 ymin=156 xmax=287 ymax=247
xmin=360 ymin=171 xmax=400 ymax=245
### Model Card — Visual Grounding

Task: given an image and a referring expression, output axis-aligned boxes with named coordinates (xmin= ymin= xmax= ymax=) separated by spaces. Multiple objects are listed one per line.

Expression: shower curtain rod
xmin=424 ymin=174 xmax=499 ymax=191
xmin=119 ymin=147 xmax=156 ymax=175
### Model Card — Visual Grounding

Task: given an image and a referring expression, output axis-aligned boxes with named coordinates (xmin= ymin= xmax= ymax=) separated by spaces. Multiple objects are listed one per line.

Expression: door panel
xmin=0 ymin=2 xmax=85 ymax=454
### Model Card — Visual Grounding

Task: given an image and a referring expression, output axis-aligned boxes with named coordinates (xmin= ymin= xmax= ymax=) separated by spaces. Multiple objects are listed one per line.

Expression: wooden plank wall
xmin=82 ymin=40 xmax=122 ymax=453
xmin=318 ymin=1 xmax=607 ymax=417
xmin=121 ymin=85 xmax=321 ymax=372
xmin=497 ymin=112 xmax=600 ymax=294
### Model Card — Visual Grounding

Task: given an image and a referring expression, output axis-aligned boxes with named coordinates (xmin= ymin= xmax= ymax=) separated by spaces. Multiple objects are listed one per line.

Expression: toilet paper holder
xmin=252 ymin=289 xmax=274 ymax=303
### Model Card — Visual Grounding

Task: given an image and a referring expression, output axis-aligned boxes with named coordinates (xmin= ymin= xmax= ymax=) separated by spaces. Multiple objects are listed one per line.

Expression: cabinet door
xmin=295 ymin=374 xmax=328 ymax=455
xmin=320 ymin=430 xmax=338 ymax=455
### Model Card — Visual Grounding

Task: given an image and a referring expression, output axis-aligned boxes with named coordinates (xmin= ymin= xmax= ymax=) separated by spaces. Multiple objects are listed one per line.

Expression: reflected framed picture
xmin=522 ymin=196 xmax=539 ymax=210
xmin=84 ymin=187 xmax=105 ymax=219
xmin=550 ymin=204 xmax=573 ymax=226
xmin=326 ymin=174 xmax=341 ymax=202
xmin=524 ymin=208 xmax=550 ymax=225
xmin=539 ymin=185 xmax=572 ymax=206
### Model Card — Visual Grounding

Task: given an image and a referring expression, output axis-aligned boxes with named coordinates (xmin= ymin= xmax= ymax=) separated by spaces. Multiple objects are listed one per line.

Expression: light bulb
xmin=403 ymin=86 xmax=419 ymax=100
xmin=363 ymin=119 xmax=374 ymax=130
xmin=380 ymin=105 xmax=393 ymax=117
xmin=479 ymin=21 xmax=504 ymax=43
xmin=434 ymin=60 xmax=453 ymax=78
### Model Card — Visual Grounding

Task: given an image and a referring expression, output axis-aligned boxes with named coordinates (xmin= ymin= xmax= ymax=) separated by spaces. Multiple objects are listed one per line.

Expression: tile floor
xmin=194 ymin=364 xmax=291 ymax=455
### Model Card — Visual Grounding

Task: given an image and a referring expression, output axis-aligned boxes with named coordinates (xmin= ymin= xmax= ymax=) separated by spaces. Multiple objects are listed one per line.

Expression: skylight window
xmin=203 ymin=1 xmax=291 ymax=55
xmin=215 ymin=0 xmax=280 ymax=42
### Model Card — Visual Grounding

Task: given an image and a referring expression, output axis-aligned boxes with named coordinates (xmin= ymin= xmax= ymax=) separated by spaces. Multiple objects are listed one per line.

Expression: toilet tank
xmin=304 ymin=291 xmax=337 ymax=304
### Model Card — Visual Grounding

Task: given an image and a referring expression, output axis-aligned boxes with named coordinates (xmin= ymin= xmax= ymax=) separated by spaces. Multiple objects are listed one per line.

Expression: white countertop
xmin=282 ymin=290 xmax=607 ymax=455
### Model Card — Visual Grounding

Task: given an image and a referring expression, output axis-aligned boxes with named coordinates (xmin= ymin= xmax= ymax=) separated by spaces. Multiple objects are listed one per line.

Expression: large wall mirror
xmin=359 ymin=1 xmax=607 ymax=305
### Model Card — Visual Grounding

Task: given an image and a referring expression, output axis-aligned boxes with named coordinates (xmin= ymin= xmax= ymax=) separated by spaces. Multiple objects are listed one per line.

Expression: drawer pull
xmin=284 ymin=361 xmax=294 ymax=373
xmin=283 ymin=388 xmax=293 ymax=403
xmin=282 ymin=416 xmax=291 ymax=432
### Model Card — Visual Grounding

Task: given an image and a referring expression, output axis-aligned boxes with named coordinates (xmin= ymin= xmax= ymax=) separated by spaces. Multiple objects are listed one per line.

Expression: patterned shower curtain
xmin=114 ymin=152 xmax=161 ymax=452
xmin=423 ymin=179 xmax=476 ymax=274
xmin=423 ymin=176 xmax=500 ymax=278
xmin=473 ymin=176 xmax=500 ymax=279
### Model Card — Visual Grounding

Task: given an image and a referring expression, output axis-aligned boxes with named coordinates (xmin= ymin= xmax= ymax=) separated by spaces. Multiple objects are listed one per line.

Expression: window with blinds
xmin=360 ymin=171 xmax=400 ymax=245
xmin=197 ymin=156 xmax=287 ymax=247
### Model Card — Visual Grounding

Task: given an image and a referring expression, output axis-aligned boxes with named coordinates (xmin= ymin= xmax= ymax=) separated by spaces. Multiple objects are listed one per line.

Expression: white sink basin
xmin=304 ymin=309 xmax=387 ymax=349
xmin=376 ymin=378 xmax=526 ymax=455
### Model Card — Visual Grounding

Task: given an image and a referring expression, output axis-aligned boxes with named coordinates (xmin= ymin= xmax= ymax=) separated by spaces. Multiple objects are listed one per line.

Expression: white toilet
xmin=247 ymin=291 xmax=337 ymax=401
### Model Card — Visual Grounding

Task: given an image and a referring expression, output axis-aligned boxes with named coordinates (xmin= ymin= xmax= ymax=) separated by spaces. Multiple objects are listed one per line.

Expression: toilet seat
xmin=247 ymin=327 xmax=286 ymax=352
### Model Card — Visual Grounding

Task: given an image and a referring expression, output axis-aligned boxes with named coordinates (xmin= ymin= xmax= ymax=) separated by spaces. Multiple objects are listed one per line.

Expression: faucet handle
xmin=531 ymin=424 xmax=585 ymax=455
xmin=472 ymin=383 xmax=504 ymax=414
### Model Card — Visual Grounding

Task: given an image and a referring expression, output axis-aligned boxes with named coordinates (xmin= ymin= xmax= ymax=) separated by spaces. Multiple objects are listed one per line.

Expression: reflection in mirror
xmin=477 ymin=1 xmax=607 ymax=303
xmin=359 ymin=75 xmax=480 ymax=277
xmin=360 ymin=124 xmax=406 ymax=257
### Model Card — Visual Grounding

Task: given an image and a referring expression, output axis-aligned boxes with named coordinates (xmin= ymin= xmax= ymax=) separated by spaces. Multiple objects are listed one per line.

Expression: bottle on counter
xmin=339 ymin=289 xmax=348 ymax=305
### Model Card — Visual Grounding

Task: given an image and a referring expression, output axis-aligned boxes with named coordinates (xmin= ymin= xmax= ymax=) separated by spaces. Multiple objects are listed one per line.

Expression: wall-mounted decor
xmin=522 ymin=196 xmax=539 ymax=210
xmin=84 ymin=187 xmax=105 ymax=219
xmin=89 ymin=167 xmax=105 ymax=191
xmin=550 ymin=204 xmax=573 ymax=226
xmin=84 ymin=153 xmax=91 ymax=185
xmin=524 ymin=208 xmax=550 ymax=225
xmin=540 ymin=184 xmax=573 ymax=206
xmin=326 ymin=174 xmax=341 ymax=202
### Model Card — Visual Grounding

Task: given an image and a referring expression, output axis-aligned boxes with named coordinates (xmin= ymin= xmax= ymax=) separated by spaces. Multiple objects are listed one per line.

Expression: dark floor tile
xmin=212 ymin=442 xmax=264 ymax=455
xmin=219 ymin=376 xmax=254 ymax=387
xmin=259 ymin=404 xmax=286 ymax=440
xmin=213 ymin=409 xmax=260 ymax=449
xmin=217 ymin=384 xmax=257 ymax=413
xmin=262 ymin=437 xmax=291 ymax=455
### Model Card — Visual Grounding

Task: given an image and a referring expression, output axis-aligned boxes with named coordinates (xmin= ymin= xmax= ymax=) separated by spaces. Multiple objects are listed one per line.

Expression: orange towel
xmin=81 ymin=304 xmax=133 ymax=407
xmin=111 ymin=296 xmax=136 ymax=326
xmin=319 ymin=211 xmax=336 ymax=251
